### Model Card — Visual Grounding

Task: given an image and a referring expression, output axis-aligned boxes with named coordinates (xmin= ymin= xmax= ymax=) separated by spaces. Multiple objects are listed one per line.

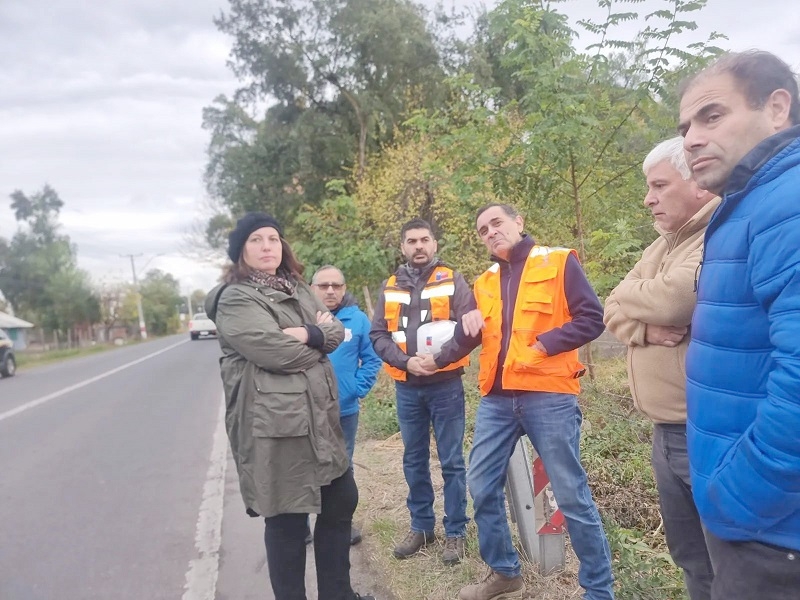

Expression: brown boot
xmin=458 ymin=570 xmax=525 ymax=600
xmin=442 ymin=536 xmax=465 ymax=565
xmin=392 ymin=529 xmax=436 ymax=559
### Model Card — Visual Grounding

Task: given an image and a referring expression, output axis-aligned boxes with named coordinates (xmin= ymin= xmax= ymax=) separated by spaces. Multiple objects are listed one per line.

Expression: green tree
xmin=517 ymin=0 xmax=720 ymax=266
xmin=190 ymin=289 xmax=208 ymax=314
xmin=119 ymin=286 xmax=142 ymax=329
xmin=204 ymin=0 xmax=451 ymax=230
xmin=293 ymin=180 xmax=395 ymax=298
xmin=396 ymin=0 xmax=724 ymax=294
xmin=98 ymin=282 xmax=139 ymax=339
xmin=281 ymin=0 xmax=724 ymax=380
xmin=1 ymin=186 xmax=73 ymax=315
xmin=9 ymin=184 xmax=64 ymax=244
xmin=139 ymin=270 xmax=183 ymax=336
xmin=203 ymin=99 xmax=353 ymax=224
xmin=45 ymin=268 xmax=101 ymax=334
xmin=0 ymin=186 xmax=101 ymax=342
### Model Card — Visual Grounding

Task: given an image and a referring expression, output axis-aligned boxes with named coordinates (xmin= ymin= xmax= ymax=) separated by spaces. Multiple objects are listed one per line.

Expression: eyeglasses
xmin=314 ymin=282 xmax=345 ymax=290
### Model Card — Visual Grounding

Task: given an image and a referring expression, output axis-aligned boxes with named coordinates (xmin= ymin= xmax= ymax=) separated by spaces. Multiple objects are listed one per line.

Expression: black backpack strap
xmin=210 ymin=284 xmax=229 ymax=319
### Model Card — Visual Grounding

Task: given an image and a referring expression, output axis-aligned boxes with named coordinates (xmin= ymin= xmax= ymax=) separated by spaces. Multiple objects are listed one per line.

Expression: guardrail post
xmin=505 ymin=438 xmax=566 ymax=574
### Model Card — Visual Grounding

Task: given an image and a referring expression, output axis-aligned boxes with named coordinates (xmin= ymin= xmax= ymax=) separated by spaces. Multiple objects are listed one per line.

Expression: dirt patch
xmin=350 ymin=535 xmax=399 ymax=600
xmin=351 ymin=437 xmax=583 ymax=600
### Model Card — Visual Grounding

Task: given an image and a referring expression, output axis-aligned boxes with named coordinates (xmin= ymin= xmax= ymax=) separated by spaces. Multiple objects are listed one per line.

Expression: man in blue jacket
xmin=678 ymin=50 xmax=800 ymax=599
xmin=312 ymin=265 xmax=382 ymax=545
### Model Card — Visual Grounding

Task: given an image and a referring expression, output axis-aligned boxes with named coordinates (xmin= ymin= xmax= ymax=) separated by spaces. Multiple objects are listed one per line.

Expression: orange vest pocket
xmin=511 ymin=345 xmax=585 ymax=379
xmin=429 ymin=295 xmax=450 ymax=320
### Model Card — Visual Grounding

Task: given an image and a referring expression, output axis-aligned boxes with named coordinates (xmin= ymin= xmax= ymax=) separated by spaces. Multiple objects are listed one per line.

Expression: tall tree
xmin=9 ymin=184 xmax=64 ymax=244
xmin=190 ymin=289 xmax=208 ymax=314
xmin=205 ymin=0 xmax=450 ymax=227
xmin=139 ymin=270 xmax=182 ymax=336
xmin=0 ymin=186 xmax=101 ymax=341
xmin=97 ymin=282 xmax=139 ymax=339
xmin=391 ymin=0 xmax=724 ymax=294
xmin=293 ymin=180 xmax=396 ymax=297
xmin=45 ymin=268 xmax=101 ymax=336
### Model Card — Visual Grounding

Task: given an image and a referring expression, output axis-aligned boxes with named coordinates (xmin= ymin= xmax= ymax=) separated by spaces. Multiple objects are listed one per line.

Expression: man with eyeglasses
xmin=370 ymin=218 xmax=474 ymax=566
xmin=311 ymin=265 xmax=382 ymax=545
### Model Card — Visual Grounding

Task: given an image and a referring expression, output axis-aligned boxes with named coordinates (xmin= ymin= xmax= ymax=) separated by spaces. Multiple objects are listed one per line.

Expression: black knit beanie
xmin=227 ymin=212 xmax=283 ymax=262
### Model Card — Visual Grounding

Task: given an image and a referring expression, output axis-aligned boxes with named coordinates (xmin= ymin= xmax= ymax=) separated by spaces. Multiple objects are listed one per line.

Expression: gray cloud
xmin=0 ymin=0 xmax=235 ymax=293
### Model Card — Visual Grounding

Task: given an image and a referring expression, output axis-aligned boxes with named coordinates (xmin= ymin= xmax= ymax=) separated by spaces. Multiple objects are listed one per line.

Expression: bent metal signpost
xmin=505 ymin=439 xmax=566 ymax=574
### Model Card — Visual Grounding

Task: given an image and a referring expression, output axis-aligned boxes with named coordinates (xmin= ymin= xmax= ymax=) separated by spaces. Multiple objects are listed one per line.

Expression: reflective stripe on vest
xmin=474 ymin=246 xmax=586 ymax=395
xmin=383 ymin=266 xmax=469 ymax=381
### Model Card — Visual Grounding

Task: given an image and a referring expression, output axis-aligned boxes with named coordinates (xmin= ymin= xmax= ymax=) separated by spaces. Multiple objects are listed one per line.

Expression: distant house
xmin=0 ymin=311 xmax=34 ymax=350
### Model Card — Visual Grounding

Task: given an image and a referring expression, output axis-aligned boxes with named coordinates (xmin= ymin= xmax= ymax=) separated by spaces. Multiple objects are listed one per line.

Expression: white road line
xmin=0 ymin=339 xmax=189 ymax=423
xmin=182 ymin=396 xmax=228 ymax=600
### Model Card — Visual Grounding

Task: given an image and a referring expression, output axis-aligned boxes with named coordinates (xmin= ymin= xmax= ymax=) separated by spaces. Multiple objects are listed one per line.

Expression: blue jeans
xmin=340 ymin=412 xmax=359 ymax=465
xmin=395 ymin=378 xmax=469 ymax=538
xmin=468 ymin=392 xmax=614 ymax=599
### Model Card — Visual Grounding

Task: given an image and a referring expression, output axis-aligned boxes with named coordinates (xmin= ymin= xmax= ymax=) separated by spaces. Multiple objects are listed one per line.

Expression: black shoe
xmin=350 ymin=526 xmax=363 ymax=545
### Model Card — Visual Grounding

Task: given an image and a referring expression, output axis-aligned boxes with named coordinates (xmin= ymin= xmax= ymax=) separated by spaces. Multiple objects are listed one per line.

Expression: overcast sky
xmin=1 ymin=0 xmax=798 ymax=296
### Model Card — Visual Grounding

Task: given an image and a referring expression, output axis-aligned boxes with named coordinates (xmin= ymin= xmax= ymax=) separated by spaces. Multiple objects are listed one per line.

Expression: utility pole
xmin=121 ymin=254 xmax=147 ymax=340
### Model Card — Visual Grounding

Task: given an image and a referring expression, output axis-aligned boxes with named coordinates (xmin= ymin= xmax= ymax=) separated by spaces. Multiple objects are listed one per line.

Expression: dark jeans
xmin=706 ymin=531 xmax=800 ymax=600
xmin=340 ymin=412 xmax=359 ymax=465
xmin=651 ymin=424 xmax=713 ymax=600
xmin=395 ymin=377 xmax=469 ymax=537
xmin=263 ymin=469 xmax=358 ymax=600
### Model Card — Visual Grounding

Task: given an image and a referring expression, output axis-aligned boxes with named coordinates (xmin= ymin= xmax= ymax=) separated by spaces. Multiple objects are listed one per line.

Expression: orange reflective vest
xmin=383 ymin=266 xmax=470 ymax=381
xmin=474 ymin=246 xmax=586 ymax=395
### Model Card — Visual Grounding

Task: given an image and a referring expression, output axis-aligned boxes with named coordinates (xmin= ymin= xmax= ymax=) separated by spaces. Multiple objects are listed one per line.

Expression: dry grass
xmin=352 ymin=436 xmax=583 ymax=600
xmin=579 ymin=358 xmax=663 ymax=536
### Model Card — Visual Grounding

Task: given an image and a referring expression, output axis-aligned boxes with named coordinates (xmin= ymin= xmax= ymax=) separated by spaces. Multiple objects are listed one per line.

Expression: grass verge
xmin=355 ymin=356 xmax=686 ymax=600
xmin=16 ymin=342 xmax=131 ymax=370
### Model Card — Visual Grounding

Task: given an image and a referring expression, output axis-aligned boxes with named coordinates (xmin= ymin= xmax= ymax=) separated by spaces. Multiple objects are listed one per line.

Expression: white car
xmin=189 ymin=313 xmax=217 ymax=340
xmin=0 ymin=328 xmax=16 ymax=378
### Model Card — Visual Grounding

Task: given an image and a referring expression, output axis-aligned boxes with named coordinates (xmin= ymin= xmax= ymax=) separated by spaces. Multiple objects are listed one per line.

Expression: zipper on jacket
xmin=501 ymin=260 xmax=514 ymax=360
xmin=694 ymin=247 xmax=704 ymax=293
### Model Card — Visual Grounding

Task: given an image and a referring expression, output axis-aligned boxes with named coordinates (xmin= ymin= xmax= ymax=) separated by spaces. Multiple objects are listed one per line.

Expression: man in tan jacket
xmin=604 ymin=137 xmax=718 ymax=600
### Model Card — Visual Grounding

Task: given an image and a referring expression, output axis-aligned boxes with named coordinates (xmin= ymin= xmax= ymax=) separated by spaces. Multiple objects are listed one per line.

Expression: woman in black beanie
xmin=205 ymin=213 xmax=373 ymax=600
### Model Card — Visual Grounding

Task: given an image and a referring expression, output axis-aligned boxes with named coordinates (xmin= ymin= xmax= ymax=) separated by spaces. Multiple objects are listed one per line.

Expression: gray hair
xmin=475 ymin=203 xmax=520 ymax=223
xmin=311 ymin=265 xmax=345 ymax=284
xmin=642 ymin=137 xmax=691 ymax=180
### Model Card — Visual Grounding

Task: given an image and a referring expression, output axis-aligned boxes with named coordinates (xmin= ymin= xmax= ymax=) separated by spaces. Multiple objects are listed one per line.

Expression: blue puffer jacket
xmin=686 ymin=126 xmax=800 ymax=551
xmin=331 ymin=295 xmax=382 ymax=417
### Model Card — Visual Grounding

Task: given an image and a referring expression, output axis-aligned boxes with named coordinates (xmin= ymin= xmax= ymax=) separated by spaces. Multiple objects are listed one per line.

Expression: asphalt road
xmin=0 ymin=335 xmax=322 ymax=600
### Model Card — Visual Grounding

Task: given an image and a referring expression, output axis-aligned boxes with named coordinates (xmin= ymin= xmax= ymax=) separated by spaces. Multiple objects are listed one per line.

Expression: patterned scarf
xmin=248 ymin=269 xmax=296 ymax=295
